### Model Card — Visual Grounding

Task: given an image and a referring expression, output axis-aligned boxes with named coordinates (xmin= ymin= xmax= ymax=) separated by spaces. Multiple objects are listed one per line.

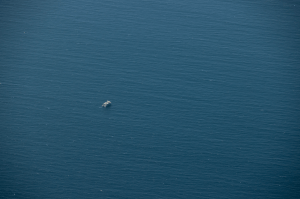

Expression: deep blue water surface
xmin=1 ymin=0 xmax=300 ymax=198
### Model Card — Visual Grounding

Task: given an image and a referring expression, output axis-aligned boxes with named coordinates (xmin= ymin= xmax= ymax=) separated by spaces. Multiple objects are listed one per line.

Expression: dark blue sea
xmin=1 ymin=0 xmax=300 ymax=198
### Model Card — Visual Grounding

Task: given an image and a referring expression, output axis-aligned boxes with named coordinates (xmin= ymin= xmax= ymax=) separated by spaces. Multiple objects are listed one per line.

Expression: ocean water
xmin=0 ymin=0 xmax=300 ymax=198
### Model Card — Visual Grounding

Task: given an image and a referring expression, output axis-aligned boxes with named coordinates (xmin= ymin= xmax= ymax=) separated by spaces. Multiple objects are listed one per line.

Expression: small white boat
xmin=102 ymin=100 xmax=111 ymax=107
